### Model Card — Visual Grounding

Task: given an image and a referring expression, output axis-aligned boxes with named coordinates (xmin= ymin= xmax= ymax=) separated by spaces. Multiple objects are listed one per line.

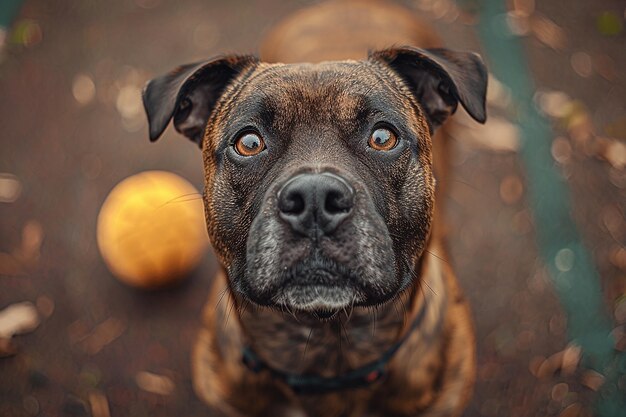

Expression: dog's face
xmin=143 ymin=48 xmax=487 ymax=317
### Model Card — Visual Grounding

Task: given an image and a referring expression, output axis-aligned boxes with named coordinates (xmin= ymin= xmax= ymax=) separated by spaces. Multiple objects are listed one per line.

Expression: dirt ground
xmin=0 ymin=1 xmax=624 ymax=416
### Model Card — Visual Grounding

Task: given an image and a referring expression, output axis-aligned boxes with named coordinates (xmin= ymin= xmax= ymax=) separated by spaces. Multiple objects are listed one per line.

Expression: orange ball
xmin=97 ymin=171 xmax=208 ymax=289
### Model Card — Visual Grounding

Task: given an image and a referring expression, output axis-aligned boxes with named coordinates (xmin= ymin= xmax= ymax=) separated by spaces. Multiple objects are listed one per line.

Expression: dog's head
xmin=143 ymin=47 xmax=487 ymax=317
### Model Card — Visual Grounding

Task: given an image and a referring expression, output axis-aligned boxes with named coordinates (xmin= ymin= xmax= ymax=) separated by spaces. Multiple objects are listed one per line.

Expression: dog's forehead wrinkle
xmin=243 ymin=62 xmax=385 ymax=124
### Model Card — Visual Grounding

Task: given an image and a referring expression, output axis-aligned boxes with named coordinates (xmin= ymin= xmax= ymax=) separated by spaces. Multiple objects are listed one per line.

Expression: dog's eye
xmin=234 ymin=132 xmax=265 ymax=156
xmin=368 ymin=127 xmax=398 ymax=151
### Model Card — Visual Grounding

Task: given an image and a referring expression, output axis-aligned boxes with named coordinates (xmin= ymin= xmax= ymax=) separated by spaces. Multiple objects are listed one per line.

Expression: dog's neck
xmin=234 ymin=249 xmax=445 ymax=378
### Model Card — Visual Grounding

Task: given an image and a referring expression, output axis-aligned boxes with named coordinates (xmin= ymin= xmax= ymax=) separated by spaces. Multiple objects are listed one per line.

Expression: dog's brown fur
xmin=189 ymin=1 xmax=476 ymax=416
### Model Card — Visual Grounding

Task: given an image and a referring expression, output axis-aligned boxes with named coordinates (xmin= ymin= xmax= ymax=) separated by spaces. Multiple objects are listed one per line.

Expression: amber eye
xmin=368 ymin=127 xmax=398 ymax=151
xmin=234 ymin=132 xmax=265 ymax=156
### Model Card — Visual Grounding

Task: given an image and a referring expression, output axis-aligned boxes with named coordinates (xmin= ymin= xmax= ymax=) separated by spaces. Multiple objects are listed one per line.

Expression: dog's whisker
xmin=409 ymin=257 xmax=431 ymax=324
xmin=223 ymin=297 xmax=236 ymax=329
xmin=214 ymin=287 xmax=229 ymax=312
xmin=342 ymin=305 xmax=348 ymax=319
xmin=449 ymin=178 xmax=487 ymax=198
xmin=416 ymin=285 xmax=425 ymax=318
xmin=283 ymin=302 xmax=299 ymax=322
xmin=405 ymin=258 xmax=436 ymax=296
xmin=339 ymin=320 xmax=352 ymax=348
xmin=392 ymin=298 xmax=406 ymax=325
xmin=346 ymin=295 xmax=356 ymax=323
xmin=424 ymin=249 xmax=451 ymax=266
xmin=155 ymin=192 xmax=204 ymax=209
xmin=237 ymin=298 xmax=251 ymax=315
xmin=422 ymin=280 xmax=437 ymax=295
xmin=370 ymin=306 xmax=378 ymax=337
xmin=162 ymin=196 xmax=205 ymax=206
xmin=302 ymin=328 xmax=314 ymax=362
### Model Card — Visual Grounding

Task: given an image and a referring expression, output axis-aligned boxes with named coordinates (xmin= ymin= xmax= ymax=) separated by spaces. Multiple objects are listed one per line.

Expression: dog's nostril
xmin=278 ymin=173 xmax=354 ymax=236
xmin=279 ymin=192 xmax=305 ymax=215
xmin=325 ymin=190 xmax=351 ymax=214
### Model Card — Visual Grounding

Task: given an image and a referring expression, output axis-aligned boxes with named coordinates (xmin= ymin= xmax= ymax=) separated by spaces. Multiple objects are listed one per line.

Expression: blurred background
xmin=0 ymin=0 xmax=624 ymax=416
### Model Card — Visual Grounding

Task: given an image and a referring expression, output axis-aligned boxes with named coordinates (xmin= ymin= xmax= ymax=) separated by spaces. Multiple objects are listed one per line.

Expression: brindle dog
xmin=142 ymin=1 xmax=487 ymax=416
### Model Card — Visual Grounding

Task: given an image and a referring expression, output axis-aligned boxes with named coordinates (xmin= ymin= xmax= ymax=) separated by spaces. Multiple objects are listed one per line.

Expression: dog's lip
xmin=273 ymin=282 xmax=360 ymax=313
xmin=280 ymin=268 xmax=357 ymax=288
xmin=242 ymin=261 xmax=409 ymax=310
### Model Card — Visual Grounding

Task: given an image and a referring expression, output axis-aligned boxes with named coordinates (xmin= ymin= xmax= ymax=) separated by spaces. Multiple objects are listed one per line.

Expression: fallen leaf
xmin=570 ymin=52 xmax=593 ymax=78
xmin=551 ymin=137 xmax=573 ymax=164
xmin=36 ymin=295 xmax=55 ymax=318
xmin=72 ymin=74 xmax=96 ymax=106
xmin=531 ymin=14 xmax=567 ymax=50
xmin=535 ymin=344 xmax=581 ymax=378
xmin=0 ymin=173 xmax=22 ymax=203
xmin=80 ymin=318 xmax=126 ymax=355
xmin=599 ymin=139 xmax=626 ymax=170
xmin=0 ymin=302 xmax=40 ymax=338
xmin=22 ymin=395 xmax=39 ymax=415
xmin=135 ymin=371 xmax=175 ymax=395
xmin=89 ymin=390 xmax=111 ymax=417
xmin=558 ymin=403 xmax=583 ymax=417
xmin=67 ymin=320 xmax=90 ymax=345
xmin=512 ymin=0 xmax=535 ymax=16
xmin=580 ymin=369 xmax=605 ymax=391
xmin=536 ymin=90 xmax=573 ymax=119
xmin=561 ymin=344 xmax=582 ymax=375
xmin=500 ymin=175 xmax=524 ymax=205
xmin=609 ymin=246 xmax=626 ymax=270
xmin=551 ymin=382 xmax=569 ymax=402
xmin=14 ymin=220 xmax=44 ymax=264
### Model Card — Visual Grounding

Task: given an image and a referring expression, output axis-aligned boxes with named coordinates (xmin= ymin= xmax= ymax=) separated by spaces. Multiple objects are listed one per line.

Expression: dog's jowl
xmin=142 ymin=1 xmax=487 ymax=416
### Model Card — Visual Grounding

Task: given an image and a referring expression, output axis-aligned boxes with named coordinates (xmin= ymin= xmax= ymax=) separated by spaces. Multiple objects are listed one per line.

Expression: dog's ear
xmin=142 ymin=55 xmax=258 ymax=146
xmin=371 ymin=47 xmax=487 ymax=130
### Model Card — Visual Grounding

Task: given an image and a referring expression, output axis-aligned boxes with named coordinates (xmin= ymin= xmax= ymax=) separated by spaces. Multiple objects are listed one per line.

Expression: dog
xmin=141 ymin=0 xmax=487 ymax=416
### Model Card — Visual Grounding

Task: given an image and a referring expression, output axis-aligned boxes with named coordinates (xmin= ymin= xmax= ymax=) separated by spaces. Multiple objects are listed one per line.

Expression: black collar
xmin=241 ymin=300 xmax=429 ymax=395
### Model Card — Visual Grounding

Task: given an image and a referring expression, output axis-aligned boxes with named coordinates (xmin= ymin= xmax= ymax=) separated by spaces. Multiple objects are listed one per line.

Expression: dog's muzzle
xmin=242 ymin=169 xmax=399 ymax=316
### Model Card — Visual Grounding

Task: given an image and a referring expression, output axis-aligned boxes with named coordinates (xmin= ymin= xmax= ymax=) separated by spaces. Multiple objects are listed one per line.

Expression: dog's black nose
xmin=278 ymin=173 xmax=354 ymax=237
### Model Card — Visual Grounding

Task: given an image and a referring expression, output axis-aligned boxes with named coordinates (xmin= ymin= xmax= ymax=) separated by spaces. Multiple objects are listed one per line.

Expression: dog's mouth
xmin=275 ymin=283 xmax=359 ymax=315
xmin=270 ymin=254 xmax=365 ymax=315
xmin=239 ymin=251 xmax=408 ymax=320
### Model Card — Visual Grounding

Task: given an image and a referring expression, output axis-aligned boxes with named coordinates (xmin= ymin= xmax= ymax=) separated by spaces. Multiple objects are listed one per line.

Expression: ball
xmin=97 ymin=171 xmax=208 ymax=289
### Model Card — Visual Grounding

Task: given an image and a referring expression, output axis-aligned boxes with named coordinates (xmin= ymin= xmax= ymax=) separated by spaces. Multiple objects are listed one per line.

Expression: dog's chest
xmin=240 ymin=305 xmax=405 ymax=377
xmin=290 ymin=354 xmax=445 ymax=417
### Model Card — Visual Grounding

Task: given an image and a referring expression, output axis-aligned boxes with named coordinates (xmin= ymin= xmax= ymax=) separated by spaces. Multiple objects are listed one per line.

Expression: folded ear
xmin=142 ymin=55 xmax=258 ymax=146
xmin=370 ymin=47 xmax=487 ymax=131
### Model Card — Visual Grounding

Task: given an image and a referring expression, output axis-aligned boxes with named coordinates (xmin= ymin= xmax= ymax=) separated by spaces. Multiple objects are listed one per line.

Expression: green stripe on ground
xmin=0 ymin=0 xmax=24 ymax=28
xmin=463 ymin=0 xmax=625 ymax=415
